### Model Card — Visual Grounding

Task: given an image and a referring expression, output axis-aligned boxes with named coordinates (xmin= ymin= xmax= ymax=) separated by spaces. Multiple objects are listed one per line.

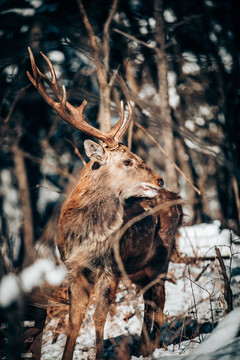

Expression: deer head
xmin=27 ymin=47 xmax=164 ymax=201
xmin=83 ymin=140 xmax=163 ymax=199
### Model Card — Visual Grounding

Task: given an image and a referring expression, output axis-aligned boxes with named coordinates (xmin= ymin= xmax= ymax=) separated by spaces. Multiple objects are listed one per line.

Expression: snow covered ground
xmin=40 ymin=221 xmax=240 ymax=359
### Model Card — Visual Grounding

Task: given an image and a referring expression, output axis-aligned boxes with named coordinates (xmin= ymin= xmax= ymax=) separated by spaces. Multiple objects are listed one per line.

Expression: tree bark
xmin=12 ymin=141 xmax=34 ymax=266
xmin=154 ymin=0 xmax=178 ymax=191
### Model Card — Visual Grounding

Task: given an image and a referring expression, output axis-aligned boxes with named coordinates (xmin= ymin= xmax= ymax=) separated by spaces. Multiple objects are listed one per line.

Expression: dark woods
xmin=1 ymin=2 xmax=240 ymax=266
xmin=0 ymin=0 xmax=240 ymax=358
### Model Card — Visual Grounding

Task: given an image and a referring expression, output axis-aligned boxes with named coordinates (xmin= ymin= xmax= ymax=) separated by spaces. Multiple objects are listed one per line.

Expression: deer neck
xmin=60 ymin=169 xmax=125 ymax=247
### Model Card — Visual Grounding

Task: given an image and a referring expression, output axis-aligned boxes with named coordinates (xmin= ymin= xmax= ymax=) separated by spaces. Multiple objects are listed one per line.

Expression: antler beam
xmin=26 ymin=47 xmax=132 ymax=148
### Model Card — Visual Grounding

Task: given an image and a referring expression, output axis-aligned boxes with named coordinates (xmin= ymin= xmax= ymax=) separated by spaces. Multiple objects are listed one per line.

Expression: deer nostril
xmin=157 ymin=178 xmax=164 ymax=188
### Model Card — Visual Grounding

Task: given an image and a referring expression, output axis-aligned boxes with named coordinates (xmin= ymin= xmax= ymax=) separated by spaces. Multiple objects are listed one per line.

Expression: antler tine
xmin=27 ymin=47 xmax=39 ymax=88
xmin=27 ymin=47 xmax=59 ymax=108
xmin=27 ymin=48 xmax=119 ymax=148
xmin=39 ymin=51 xmax=61 ymax=100
xmin=114 ymin=102 xmax=133 ymax=142
xmin=108 ymin=101 xmax=125 ymax=138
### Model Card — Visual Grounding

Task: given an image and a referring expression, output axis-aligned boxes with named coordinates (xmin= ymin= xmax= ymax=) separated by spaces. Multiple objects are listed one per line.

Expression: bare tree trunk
xmin=77 ymin=0 xmax=119 ymax=133
xmin=12 ymin=141 xmax=34 ymax=266
xmin=98 ymin=86 xmax=111 ymax=132
xmin=175 ymin=138 xmax=195 ymax=221
xmin=154 ymin=0 xmax=178 ymax=191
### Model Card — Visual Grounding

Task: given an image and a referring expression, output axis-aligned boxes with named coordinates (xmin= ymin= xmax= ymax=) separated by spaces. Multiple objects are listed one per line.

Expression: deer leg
xmin=62 ymin=274 xmax=94 ymax=360
xmin=151 ymin=282 xmax=165 ymax=350
xmin=139 ymin=282 xmax=165 ymax=356
xmin=93 ymin=275 xmax=118 ymax=360
xmin=138 ymin=287 xmax=155 ymax=357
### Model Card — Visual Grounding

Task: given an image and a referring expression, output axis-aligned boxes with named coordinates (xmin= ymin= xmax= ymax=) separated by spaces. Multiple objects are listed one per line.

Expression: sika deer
xmin=27 ymin=48 xmax=183 ymax=359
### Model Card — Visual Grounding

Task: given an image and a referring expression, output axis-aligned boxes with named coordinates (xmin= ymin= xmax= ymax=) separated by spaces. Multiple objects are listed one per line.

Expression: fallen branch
xmin=215 ymin=246 xmax=233 ymax=313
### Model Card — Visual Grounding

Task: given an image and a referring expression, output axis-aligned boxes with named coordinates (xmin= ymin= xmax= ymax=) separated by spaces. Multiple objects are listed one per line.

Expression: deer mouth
xmin=143 ymin=184 xmax=159 ymax=191
xmin=141 ymin=183 xmax=162 ymax=197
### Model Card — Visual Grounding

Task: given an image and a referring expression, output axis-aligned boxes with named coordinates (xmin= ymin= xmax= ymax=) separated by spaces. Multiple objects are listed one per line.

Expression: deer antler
xmin=26 ymin=47 xmax=132 ymax=148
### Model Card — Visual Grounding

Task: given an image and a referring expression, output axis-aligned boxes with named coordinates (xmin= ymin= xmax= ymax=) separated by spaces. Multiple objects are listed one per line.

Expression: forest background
xmin=0 ymin=0 xmax=240 ymax=357
xmin=1 ymin=0 xmax=240 ymax=266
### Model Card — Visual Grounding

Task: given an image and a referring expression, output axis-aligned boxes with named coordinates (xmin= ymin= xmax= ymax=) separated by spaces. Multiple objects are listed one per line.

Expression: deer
xmin=27 ymin=47 xmax=183 ymax=360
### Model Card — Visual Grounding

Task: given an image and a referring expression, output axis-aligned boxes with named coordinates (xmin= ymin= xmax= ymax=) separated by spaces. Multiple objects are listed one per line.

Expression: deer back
xmin=118 ymin=189 xmax=183 ymax=283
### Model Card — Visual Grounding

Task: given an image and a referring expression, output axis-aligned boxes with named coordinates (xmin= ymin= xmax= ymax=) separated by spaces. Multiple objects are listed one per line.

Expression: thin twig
xmin=215 ymin=246 xmax=233 ymax=313
xmin=140 ymin=273 xmax=175 ymax=296
xmin=113 ymin=28 xmax=155 ymax=49
xmin=21 ymin=150 xmax=76 ymax=181
xmin=187 ymin=267 xmax=199 ymax=332
xmin=76 ymin=0 xmax=107 ymax=87
xmin=103 ymin=0 xmax=119 ymax=74
xmin=135 ymin=122 xmax=201 ymax=195
xmin=185 ymin=275 xmax=215 ymax=331
xmin=113 ymin=14 xmax=204 ymax=49
xmin=65 ymin=138 xmax=86 ymax=166
xmin=195 ymin=263 xmax=210 ymax=282
xmin=115 ymin=198 xmax=184 ymax=246
xmin=35 ymin=184 xmax=62 ymax=194
xmin=179 ymin=316 xmax=186 ymax=347
xmin=214 ymin=254 xmax=226 ymax=316
xmin=4 ymin=84 xmax=31 ymax=124
xmin=167 ymin=14 xmax=204 ymax=31
xmin=109 ymin=66 xmax=120 ymax=90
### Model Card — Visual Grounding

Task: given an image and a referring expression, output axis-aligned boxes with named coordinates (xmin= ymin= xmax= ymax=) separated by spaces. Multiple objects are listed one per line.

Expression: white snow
xmin=163 ymin=9 xmax=177 ymax=23
xmin=194 ymin=307 xmax=240 ymax=355
xmin=26 ymin=0 xmax=43 ymax=9
xmin=209 ymin=31 xmax=218 ymax=43
xmin=178 ymin=220 xmax=239 ymax=258
xmin=199 ymin=105 xmax=213 ymax=119
xmin=148 ymin=17 xmax=156 ymax=29
xmin=47 ymin=50 xmax=65 ymax=64
xmin=0 ymin=273 xmax=21 ymax=307
xmin=182 ymin=52 xmax=200 ymax=75
xmin=1 ymin=8 xmax=35 ymax=16
xmin=0 ymin=259 xmax=66 ymax=308
xmin=3 ymin=64 xmax=19 ymax=83
xmin=218 ymin=47 xmax=233 ymax=73
xmin=39 ymin=221 xmax=240 ymax=359
xmin=21 ymin=259 xmax=66 ymax=292
xmin=168 ymin=72 xmax=180 ymax=108
xmin=185 ymin=120 xmax=195 ymax=132
xmin=195 ymin=116 xmax=205 ymax=126
xmin=0 ymin=169 xmax=22 ymax=240
xmin=1 ymin=221 xmax=239 ymax=358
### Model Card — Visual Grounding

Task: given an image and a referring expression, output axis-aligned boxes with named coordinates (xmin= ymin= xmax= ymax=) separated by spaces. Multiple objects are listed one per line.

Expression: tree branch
xmin=103 ymin=0 xmax=119 ymax=75
xmin=76 ymin=0 xmax=107 ymax=87
xmin=135 ymin=122 xmax=201 ymax=195
xmin=3 ymin=85 xmax=31 ymax=124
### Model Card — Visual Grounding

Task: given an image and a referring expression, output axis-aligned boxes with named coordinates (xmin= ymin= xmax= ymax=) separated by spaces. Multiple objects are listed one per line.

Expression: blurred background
xmin=0 ymin=0 xmax=240 ymax=271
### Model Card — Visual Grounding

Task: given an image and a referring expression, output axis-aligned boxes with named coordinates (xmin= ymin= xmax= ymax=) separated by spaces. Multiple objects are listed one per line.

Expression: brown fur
xmin=26 ymin=50 xmax=182 ymax=359
xmin=56 ymin=143 xmax=182 ymax=360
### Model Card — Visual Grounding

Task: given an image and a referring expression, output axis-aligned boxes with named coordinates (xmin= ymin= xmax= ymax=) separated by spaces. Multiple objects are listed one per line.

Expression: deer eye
xmin=123 ymin=159 xmax=133 ymax=167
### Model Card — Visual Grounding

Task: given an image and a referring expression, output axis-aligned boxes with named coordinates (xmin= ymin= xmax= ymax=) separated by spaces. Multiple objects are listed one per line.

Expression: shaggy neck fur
xmin=57 ymin=161 xmax=125 ymax=263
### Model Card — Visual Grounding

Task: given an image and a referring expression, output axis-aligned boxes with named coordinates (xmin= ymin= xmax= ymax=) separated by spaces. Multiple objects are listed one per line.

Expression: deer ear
xmin=84 ymin=140 xmax=106 ymax=163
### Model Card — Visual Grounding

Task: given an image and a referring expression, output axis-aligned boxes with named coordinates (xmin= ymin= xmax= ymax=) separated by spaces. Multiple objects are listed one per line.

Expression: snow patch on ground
xmin=40 ymin=222 xmax=240 ymax=359
xmin=178 ymin=220 xmax=239 ymax=258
